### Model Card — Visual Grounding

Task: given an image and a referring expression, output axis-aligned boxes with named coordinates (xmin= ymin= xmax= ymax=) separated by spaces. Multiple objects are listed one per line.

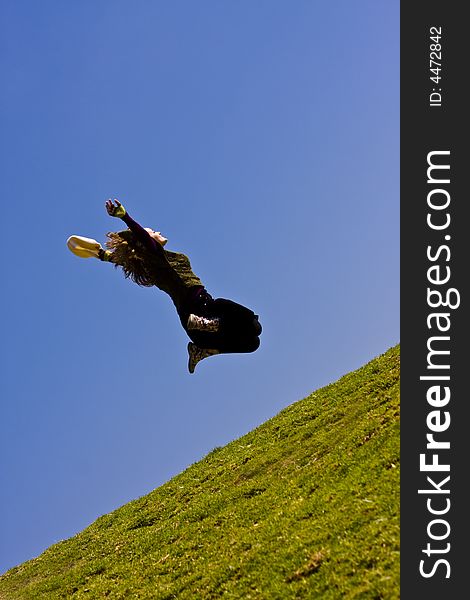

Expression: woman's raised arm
xmin=105 ymin=199 xmax=159 ymax=253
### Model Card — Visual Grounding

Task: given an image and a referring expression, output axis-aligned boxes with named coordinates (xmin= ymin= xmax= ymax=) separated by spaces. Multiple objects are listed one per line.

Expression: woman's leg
xmin=207 ymin=298 xmax=262 ymax=335
xmin=185 ymin=297 xmax=261 ymax=353
xmin=188 ymin=329 xmax=260 ymax=353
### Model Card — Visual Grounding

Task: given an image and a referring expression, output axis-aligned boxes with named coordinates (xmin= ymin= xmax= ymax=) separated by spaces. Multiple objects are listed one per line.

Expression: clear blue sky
xmin=0 ymin=1 xmax=399 ymax=574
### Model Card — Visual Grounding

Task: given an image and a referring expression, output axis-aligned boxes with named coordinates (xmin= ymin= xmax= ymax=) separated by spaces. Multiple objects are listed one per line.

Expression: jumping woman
xmin=67 ymin=199 xmax=262 ymax=373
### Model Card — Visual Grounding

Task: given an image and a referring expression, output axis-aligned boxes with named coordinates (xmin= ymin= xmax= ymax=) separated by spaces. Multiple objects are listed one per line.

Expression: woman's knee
xmin=252 ymin=316 xmax=262 ymax=336
xmin=245 ymin=335 xmax=260 ymax=353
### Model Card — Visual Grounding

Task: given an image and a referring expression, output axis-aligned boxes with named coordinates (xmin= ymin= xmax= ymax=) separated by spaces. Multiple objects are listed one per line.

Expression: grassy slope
xmin=0 ymin=345 xmax=400 ymax=600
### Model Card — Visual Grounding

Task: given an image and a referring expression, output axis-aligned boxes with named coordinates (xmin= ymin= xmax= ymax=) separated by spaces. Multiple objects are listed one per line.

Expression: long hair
xmin=105 ymin=230 xmax=160 ymax=287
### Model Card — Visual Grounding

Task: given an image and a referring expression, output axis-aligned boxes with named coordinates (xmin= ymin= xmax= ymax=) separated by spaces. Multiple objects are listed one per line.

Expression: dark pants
xmin=178 ymin=290 xmax=262 ymax=353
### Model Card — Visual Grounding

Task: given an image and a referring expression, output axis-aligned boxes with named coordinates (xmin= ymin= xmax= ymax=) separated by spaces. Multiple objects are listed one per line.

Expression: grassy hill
xmin=0 ymin=345 xmax=400 ymax=599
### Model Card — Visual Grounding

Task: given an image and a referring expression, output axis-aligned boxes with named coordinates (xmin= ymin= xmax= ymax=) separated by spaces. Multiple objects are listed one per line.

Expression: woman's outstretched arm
xmin=105 ymin=199 xmax=160 ymax=253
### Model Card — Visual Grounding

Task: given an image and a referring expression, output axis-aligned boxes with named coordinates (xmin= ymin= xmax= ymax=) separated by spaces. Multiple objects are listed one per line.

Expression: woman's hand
xmin=105 ymin=198 xmax=126 ymax=218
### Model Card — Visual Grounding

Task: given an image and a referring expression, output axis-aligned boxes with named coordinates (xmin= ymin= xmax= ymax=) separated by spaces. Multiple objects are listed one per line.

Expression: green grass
xmin=0 ymin=345 xmax=400 ymax=599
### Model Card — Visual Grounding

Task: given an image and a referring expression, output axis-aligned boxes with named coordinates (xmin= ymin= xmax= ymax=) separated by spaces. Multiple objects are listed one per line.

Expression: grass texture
xmin=0 ymin=345 xmax=400 ymax=599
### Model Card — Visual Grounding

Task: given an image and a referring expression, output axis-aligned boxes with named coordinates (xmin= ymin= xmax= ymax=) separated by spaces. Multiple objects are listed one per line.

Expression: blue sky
xmin=0 ymin=1 xmax=399 ymax=574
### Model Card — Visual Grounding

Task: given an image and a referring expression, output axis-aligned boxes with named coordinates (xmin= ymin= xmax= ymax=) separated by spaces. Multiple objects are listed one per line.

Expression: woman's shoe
xmin=187 ymin=342 xmax=219 ymax=373
xmin=187 ymin=314 xmax=220 ymax=333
